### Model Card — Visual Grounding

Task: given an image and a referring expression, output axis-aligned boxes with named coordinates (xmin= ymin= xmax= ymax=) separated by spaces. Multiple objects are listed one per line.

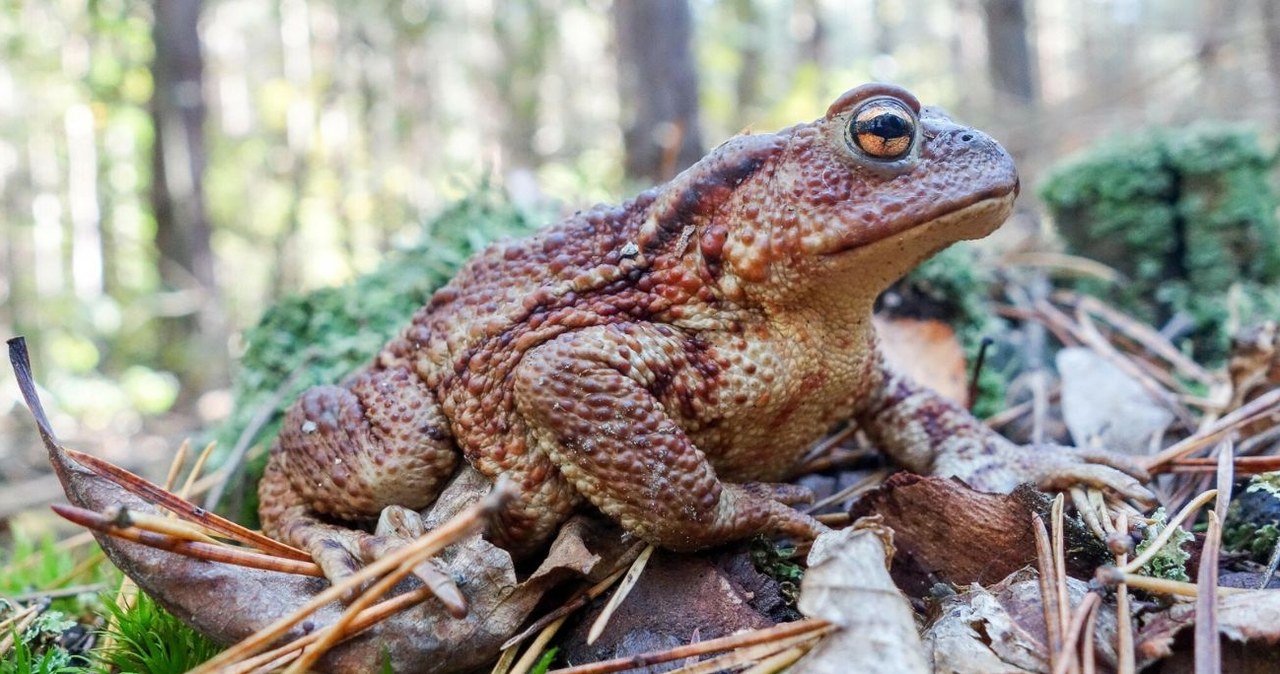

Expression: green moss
xmin=1223 ymin=473 xmax=1280 ymax=562
xmin=1 ymin=536 xmax=105 ymax=672
xmin=750 ymin=537 xmax=804 ymax=610
xmin=96 ymin=592 xmax=221 ymax=674
xmin=1039 ymin=125 xmax=1280 ymax=360
xmin=1136 ymin=508 xmax=1193 ymax=582
xmin=529 ymin=647 xmax=559 ymax=674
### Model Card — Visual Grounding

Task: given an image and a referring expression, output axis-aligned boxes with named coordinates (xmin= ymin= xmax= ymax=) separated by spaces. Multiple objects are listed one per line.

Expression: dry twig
xmin=546 ymin=619 xmax=834 ymax=674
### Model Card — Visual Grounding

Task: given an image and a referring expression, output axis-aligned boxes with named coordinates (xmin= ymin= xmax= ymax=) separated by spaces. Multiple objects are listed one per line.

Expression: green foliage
xmin=1 ymin=535 xmax=111 ymax=674
xmin=96 ymin=592 xmax=220 ymax=674
xmin=215 ymin=188 xmax=542 ymax=518
xmin=1039 ymin=124 xmax=1280 ymax=359
xmin=1135 ymin=508 xmax=1193 ymax=583
xmin=1223 ymin=473 xmax=1280 ymax=562
xmin=1 ymin=534 xmax=223 ymax=673
xmin=0 ymin=632 xmax=84 ymax=674
xmin=1 ymin=536 xmax=114 ymax=609
xmin=529 ymin=647 xmax=559 ymax=674
xmin=750 ymin=537 xmax=804 ymax=608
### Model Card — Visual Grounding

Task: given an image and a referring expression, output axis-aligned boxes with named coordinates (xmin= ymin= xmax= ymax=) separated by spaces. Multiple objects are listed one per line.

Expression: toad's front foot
xmin=936 ymin=441 xmax=1155 ymax=506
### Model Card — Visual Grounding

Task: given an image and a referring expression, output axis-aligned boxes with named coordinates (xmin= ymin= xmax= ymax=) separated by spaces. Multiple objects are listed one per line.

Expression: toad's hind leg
xmin=259 ymin=366 xmax=459 ymax=580
xmin=512 ymin=325 xmax=823 ymax=551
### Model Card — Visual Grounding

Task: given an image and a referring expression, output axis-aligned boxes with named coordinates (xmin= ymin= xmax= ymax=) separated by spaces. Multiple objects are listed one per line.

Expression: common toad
xmin=258 ymin=83 xmax=1152 ymax=580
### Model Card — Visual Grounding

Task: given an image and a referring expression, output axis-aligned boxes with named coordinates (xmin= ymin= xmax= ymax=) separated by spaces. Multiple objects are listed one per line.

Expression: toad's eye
xmin=849 ymin=99 xmax=916 ymax=160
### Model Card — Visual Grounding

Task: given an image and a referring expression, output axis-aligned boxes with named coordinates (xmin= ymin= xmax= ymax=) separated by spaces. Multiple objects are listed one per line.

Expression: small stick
xmin=1032 ymin=514 xmax=1063 ymax=672
xmin=588 ymin=545 xmax=654 ymax=645
xmin=191 ymin=483 xmax=513 ymax=674
xmin=1051 ymin=496 xmax=1075 ymax=674
xmin=64 ymin=448 xmax=312 ymax=561
xmin=1114 ymin=512 xmax=1134 ymax=674
xmin=2 ymin=582 xmax=110 ymax=603
xmin=227 ymin=586 xmax=436 ymax=674
xmin=165 ymin=439 xmax=191 ymax=491
xmin=1117 ymin=490 xmax=1217 ymax=575
xmin=180 ymin=441 xmax=219 ymax=499
xmin=1167 ymin=455 xmax=1280 ymax=474
xmin=1082 ymin=592 xmax=1100 ymax=674
xmin=0 ymin=603 xmax=43 ymax=658
xmin=104 ymin=506 xmax=224 ymax=546
xmin=738 ymin=644 xmax=810 ymax=674
xmin=1193 ymin=442 xmax=1233 ymax=674
xmin=1051 ymin=592 xmax=1102 ymax=674
xmin=664 ymin=630 xmax=827 ymax=674
xmin=546 ymin=619 xmax=833 ymax=674
xmin=1094 ymin=567 xmax=1246 ymax=598
xmin=1062 ymin=293 xmax=1217 ymax=387
xmin=510 ymin=614 xmax=568 ymax=674
xmin=1071 ymin=304 xmax=1190 ymax=424
xmin=1146 ymin=388 xmax=1280 ymax=471
xmin=502 ymin=543 xmax=644 ymax=651
xmin=51 ymin=504 xmax=323 ymax=577
xmin=805 ymin=469 xmax=889 ymax=514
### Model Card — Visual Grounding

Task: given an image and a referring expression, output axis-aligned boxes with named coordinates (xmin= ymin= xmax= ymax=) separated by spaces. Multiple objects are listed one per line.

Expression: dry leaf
xmin=875 ymin=316 xmax=970 ymax=406
xmin=792 ymin=522 xmax=930 ymax=674
xmin=1057 ymin=346 xmax=1172 ymax=454
xmin=10 ymin=338 xmax=626 ymax=673
xmin=1138 ymin=589 xmax=1280 ymax=664
xmin=922 ymin=569 xmax=1118 ymax=673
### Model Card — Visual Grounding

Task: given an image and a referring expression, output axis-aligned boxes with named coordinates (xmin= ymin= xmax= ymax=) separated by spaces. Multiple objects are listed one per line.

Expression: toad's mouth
xmin=822 ymin=183 xmax=1018 ymax=258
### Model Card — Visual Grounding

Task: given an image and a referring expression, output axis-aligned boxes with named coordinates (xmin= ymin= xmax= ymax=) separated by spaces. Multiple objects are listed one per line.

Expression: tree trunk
xmin=151 ymin=0 xmax=225 ymax=391
xmin=1265 ymin=0 xmax=1280 ymax=106
xmin=613 ymin=0 xmax=704 ymax=183
xmin=981 ymin=0 xmax=1037 ymax=104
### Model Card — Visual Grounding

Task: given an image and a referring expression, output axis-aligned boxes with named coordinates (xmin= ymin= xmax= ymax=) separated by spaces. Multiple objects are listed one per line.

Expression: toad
xmin=258 ymin=83 xmax=1152 ymax=581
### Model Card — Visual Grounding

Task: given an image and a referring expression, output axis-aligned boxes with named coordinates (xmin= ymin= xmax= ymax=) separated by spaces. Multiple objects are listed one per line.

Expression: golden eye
xmin=849 ymin=99 xmax=916 ymax=160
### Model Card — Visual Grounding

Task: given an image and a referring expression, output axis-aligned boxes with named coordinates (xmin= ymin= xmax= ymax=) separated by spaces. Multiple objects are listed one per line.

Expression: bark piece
xmin=850 ymin=474 xmax=1108 ymax=597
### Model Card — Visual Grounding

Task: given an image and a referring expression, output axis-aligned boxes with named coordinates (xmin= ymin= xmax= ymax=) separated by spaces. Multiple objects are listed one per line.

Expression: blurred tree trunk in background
xmin=613 ymin=0 xmax=704 ymax=183
xmin=151 ymin=0 xmax=226 ymax=394
xmin=1197 ymin=0 xmax=1243 ymax=110
xmin=732 ymin=0 xmax=763 ymax=116
xmin=981 ymin=0 xmax=1037 ymax=104
xmin=794 ymin=0 xmax=827 ymax=66
xmin=1265 ymin=0 xmax=1280 ymax=104
xmin=492 ymin=1 xmax=553 ymax=171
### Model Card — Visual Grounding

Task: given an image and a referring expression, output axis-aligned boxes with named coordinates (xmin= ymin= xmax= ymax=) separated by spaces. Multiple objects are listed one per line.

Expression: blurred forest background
xmin=2 ymin=0 xmax=1280 ymax=494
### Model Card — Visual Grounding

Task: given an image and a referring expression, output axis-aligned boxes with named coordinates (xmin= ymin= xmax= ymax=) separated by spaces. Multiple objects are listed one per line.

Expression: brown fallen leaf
xmin=1136 ymin=589 xmax=1280 ymax=665
xmin=874 ymin=315 xmax=970 ymax=406
xmin=791 ymin=520 xmax=929 ymax=674
xmin=922 ymin=569 xmax=1119 ymax=674
xmin=8 ymin=337 xmax=629 ymax=674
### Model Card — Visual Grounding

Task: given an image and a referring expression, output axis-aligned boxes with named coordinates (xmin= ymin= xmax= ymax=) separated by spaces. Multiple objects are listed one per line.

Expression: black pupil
xmin=860 ymin=112 xmax=910 ymax=139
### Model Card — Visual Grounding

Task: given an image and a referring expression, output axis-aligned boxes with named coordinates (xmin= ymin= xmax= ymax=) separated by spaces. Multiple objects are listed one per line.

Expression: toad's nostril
xmin=960 ymin=133 xmax=974 ymax=142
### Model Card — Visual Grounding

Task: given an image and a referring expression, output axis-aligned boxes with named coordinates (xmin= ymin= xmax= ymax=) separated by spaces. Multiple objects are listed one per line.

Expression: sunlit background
xmin=1 ymin=0 xmax=1277 ymax=485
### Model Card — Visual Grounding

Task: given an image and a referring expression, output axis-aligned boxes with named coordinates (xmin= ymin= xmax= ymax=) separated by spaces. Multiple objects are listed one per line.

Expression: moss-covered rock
xmin=1039 ymin=125 xmax=1280 ymax=359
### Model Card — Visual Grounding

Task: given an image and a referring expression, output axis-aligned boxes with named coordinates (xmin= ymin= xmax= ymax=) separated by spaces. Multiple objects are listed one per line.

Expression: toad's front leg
xmin=512 ymin=323 xmax=824 ymax=551
xmin=858 ymin=359 xmax=1154 ymax=503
